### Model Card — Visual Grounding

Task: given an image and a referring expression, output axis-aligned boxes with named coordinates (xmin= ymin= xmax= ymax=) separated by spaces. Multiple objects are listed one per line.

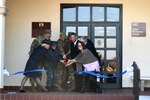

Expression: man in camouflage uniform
xmin=56 ymin=32 xmax=74 ymax=91
xmin=28 ymin=32 xmax=51 ymax=91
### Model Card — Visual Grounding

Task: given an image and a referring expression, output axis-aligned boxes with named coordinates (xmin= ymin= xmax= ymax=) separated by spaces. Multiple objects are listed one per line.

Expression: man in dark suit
xmin=69 ymin=32 xmax=82 ymax=91
xmin=70 ymin=33 xmax=79 ymax=58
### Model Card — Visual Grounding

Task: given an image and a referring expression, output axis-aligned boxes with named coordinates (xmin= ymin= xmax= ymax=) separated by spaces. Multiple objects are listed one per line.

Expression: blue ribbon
xmin=7 ymin=64 xmax=133 ymax=78
xmin=11 ymin=69 xmax=48 ymax=76
xmin=74 ymin=64 xmax=134 ymax=78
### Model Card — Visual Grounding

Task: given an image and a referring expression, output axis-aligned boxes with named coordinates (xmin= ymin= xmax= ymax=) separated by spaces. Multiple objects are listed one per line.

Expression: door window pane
xmin=94 ymin=38 xmax=104 ymax=48
xmin=106 ymin=60 xmax=117 ymax=83
xmin=95 ymin=27 xmax=104 ymax=36
xmin=63 ymin=7 xmax=76 ymax=21
xmin=107 ymin=61 xmax=117 ymax=72
xmin=66 ymin=26 xmax=76 ymax=36
xmin=78 ymin=7 xmax=90 ymax=21
xmin=107 ymin=7 xmax=119 ymax=22
xmin=78 ymin=27 xmax=88 ymax=36
xmin=106 ymin=27 xmax=116 ymax=36
xmin=106 ymin=38 xmax=116 ymax=48
xmin=97 ymin=50 xmax=104 ymax=59
xmin=92 ymin=7 xmax=104 ymax=21
xmin=106 ymin=50 xmax=116 ymax=60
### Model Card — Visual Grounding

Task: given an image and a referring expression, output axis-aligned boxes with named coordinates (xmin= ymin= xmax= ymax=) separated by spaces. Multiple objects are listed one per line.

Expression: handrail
xmin=133 ymin=61 xmax=140 ymax=100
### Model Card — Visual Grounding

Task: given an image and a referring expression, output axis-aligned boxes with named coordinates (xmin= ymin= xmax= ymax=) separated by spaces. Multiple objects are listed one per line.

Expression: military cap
xmin=45 ymin=29 xmax=51 ymax=34
xmin=51 ymin=41 xmax=57 ymax=46
xmin=42 ymin=39 xmax=52 ymax=46
xmin=60 ymin=32 xmax=66 ymax=38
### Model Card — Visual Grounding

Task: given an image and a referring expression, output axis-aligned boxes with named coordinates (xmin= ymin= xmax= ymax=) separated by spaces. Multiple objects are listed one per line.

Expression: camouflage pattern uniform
xmin=56 ymin=32 xmax=75 ymax=91
xmin=28 ymin=35 xmax=43 ymax=55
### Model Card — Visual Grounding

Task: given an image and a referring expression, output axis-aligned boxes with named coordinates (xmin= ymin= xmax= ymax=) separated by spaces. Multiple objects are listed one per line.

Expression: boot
xmin=57 ymin=84 xmax=64 ymax=91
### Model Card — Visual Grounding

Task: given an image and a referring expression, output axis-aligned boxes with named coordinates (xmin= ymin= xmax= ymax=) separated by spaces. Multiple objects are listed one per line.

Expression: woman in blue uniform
xmin=19 ymin=40 xmax=59 ymax=92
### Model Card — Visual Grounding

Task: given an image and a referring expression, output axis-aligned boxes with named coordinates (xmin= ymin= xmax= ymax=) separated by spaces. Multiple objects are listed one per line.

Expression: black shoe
xmin=96 ymin=88 xmax=102 ymax=93
xmin=48 ymin=86 xmax=58 ymax=91
xmin=70 ymin=89 xmax=78 ymax=92
xmin=19 ymin=90 xmax=26 ymax=93
xmin=80 ymin=90 xmax=85 ymax=93
xmin=42 ymin=89 xmax=48 ymax=92
xmin=80 ymin=89 xmax=89 ymax=93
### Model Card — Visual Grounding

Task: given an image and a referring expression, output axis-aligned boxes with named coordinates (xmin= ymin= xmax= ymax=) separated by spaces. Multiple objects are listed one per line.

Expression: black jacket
xmin=24 ymin=45 xmax=59 ymax=78
xmin=86 ymin=39 xmax=101 ymax=63
xmin=70 ymin=40 xmax=80 ymax=59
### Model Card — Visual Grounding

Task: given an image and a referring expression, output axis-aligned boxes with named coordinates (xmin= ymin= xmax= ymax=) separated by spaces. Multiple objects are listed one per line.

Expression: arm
xmin=65 ymin=50 xmax=70 ymax=56
xmin=57 ymin=41 xmax=65 ymax=56
xmin=45 ymin=50 xmax=60 ymax=63
xmin=65 ymin=59 xmax=76 ymax=66
xmin=28 ymin=39 xmax=41 ymax=55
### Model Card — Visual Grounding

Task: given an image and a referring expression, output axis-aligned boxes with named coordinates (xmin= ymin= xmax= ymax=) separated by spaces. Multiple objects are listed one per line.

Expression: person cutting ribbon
xmin=61 ymin=41 xmax=102 ymax=93
xmin=19 ymin=39 xmax=59 ymax=92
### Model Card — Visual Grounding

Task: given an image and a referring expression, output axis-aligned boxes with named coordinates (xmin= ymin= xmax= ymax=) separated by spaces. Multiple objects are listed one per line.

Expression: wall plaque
xmin=32 ymin=22 xmax=51 ymax=38
xmin=131 ymin=22 xmax=146 ymax=37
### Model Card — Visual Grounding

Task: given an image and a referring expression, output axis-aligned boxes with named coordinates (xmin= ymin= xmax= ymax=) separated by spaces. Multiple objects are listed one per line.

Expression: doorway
xmin=61 ymin=4 xmax=122 ymax=88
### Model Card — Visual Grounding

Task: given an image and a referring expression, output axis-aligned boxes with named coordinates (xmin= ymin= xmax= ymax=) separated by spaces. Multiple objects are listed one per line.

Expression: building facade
xmin=0 ymin=0 xmax=150 ymax=89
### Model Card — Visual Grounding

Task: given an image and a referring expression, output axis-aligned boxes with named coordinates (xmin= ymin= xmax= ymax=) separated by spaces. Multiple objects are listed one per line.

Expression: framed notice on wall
xmin=131 ymin=22 xmax=146 ymax=37
xmin=32 ymin=22 xmax=51 ymax=38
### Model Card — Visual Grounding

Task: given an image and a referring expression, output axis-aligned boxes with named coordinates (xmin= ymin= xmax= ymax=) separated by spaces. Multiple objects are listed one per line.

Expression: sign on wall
xmin=32 ymin=22 xmax=51 ymax=38
xmin=131 ymin=22 xmax=146 ymax=37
